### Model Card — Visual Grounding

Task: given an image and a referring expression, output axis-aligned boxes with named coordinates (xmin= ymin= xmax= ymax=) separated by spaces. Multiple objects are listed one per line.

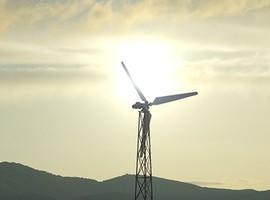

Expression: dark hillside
xmin=0 ymin=162 xmax=269 ymax=200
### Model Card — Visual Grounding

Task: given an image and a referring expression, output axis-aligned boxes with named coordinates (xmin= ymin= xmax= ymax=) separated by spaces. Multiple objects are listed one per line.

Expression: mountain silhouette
xmin=0 ymin=162 xmax=269 ymax=200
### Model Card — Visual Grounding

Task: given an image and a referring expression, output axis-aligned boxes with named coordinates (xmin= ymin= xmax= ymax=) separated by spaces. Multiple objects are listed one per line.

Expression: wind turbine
xmin=121 ymin=61 xmax=198 ymax=200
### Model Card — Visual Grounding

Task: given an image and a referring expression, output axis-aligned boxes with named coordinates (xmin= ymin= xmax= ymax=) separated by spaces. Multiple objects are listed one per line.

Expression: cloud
xmin=54 ymin=47 xmax=101 ymax=56
xmin=1 ymin=0 xmax=270 ymax=35
xmin=0 ymin=63 xmax=108 ymax=101
xmin=190 ymin=180 xmax=224 ymax=187
xmin=179 ymin=49 xmax=270 ymax=86
xmin=0 ymin=39 xmax=106 ymax=66
xmin=0 ymin=0 xmax=92 ymax=33
xmin=185 ymin=0 xmax=270 ymax=18
xmin=1 ymin=0 xmax=270 ymax=89
xmin=0 ymin=63 xmax=106 ymax=85
xmin=1 ymin=0 xmax=270 ymax=57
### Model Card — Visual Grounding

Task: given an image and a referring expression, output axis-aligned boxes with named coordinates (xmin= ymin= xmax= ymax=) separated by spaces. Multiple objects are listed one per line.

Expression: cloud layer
xmin=1 ymin=0 xmax=270 ymax=34
xmin=1 ymin=0 xmax=270 ymax=92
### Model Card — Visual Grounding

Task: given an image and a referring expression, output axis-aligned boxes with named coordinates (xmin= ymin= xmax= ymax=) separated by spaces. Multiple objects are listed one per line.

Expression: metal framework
xmin=135 ymin=109 xmax=153 ymax=200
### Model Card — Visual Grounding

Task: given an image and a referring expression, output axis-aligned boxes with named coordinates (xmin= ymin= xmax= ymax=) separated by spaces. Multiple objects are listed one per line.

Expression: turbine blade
xmin=152 ymin=92 xmax=198 ymax=105
xmin=121 ymin=61 xmax=147 ymax=102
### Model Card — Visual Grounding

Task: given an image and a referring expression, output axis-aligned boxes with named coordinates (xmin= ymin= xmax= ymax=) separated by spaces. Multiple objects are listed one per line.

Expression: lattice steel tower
xmin=121 ymin=62 xmax=198 ymax=200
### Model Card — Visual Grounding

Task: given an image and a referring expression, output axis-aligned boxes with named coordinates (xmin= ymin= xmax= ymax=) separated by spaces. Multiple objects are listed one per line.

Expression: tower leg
xmin=135 ymin=110 xmax=153 ymax=200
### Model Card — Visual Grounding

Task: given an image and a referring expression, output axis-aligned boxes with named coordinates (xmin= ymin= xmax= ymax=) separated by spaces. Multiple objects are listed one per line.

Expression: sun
xmin=116 ymin=39 xmax=181 ymax=103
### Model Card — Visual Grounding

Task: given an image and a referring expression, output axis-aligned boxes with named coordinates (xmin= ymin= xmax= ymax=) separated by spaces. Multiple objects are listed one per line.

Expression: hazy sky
xmin=0 ymin=0 xmax=270 ymax=190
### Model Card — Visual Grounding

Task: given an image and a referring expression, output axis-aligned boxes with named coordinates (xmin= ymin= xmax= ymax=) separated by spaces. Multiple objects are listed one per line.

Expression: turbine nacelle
xmin=132 ymin=102 xmax=149 ymax=110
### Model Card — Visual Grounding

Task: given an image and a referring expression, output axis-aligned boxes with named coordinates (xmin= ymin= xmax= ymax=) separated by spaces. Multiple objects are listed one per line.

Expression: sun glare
xmin=116 ymin=40 xmax=181 ymax=103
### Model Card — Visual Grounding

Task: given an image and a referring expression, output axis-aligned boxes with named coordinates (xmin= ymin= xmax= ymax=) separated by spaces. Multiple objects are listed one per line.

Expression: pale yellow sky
xmin=0 ymin=0 xmax=270 ymax=190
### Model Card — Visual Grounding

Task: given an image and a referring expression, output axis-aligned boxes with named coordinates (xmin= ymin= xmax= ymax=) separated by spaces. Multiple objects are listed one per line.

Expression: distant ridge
xmin=0 ymin=161 xmax=269 ymax=200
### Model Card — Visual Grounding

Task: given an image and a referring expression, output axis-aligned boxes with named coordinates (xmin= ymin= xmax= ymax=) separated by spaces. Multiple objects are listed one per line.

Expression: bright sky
xmin=0 ymin=0 xmax=270 ymax=190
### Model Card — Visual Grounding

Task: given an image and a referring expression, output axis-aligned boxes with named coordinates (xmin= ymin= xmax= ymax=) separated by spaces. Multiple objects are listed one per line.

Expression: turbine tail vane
xmin=121 ymin=61 xmax=147 ymax=102
xmin=151 ymin=92 xmax=198 ymax=105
